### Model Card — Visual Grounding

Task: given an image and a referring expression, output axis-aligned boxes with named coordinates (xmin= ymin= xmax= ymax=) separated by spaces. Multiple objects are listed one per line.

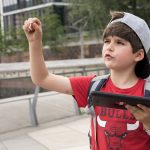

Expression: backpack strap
xmin=88 ymin=74 xmax=110 ymax=107
xmin=144 ymin=77 xmax=150 ymax=97
xmin=85 ymin=74 xmax=109 ymax=115
xmin=86 ymin=74 xmax=109 ymax=150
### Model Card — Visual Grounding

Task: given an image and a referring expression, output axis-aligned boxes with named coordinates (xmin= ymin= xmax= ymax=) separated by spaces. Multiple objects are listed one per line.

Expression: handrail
xmin=0 ymin=64 xmax=109 ymax=127
xmin=0 ymin=58 xmax=105 ymax=79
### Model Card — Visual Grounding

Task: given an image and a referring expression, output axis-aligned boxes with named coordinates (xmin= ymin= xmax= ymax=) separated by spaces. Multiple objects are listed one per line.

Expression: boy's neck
xmin=110 ymin=70 xmax=139 ymax=89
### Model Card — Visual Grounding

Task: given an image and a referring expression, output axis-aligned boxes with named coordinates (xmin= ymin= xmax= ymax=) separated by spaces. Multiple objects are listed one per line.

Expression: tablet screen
xmin=90 ymin=91 xmax=150 ymax=109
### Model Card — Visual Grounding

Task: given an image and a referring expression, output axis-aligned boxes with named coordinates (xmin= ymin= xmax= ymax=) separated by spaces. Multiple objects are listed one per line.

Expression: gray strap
xmin=85 ymin=74 xmax=109 ymax=115
xmin=88 ymin=74 xmax=110 ymax=98
xmin=144 ymin=77 xmax=150 ymax=91
xmin=144 ymin=77 xmax=150 ymax=97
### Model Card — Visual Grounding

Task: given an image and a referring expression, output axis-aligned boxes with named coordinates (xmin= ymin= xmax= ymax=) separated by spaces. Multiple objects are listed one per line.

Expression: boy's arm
xmin=23 ymin=18 xmax=73 ymax=95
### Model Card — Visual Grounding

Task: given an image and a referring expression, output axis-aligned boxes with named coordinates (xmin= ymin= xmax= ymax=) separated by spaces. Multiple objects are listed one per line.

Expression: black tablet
xmin=90 ymin=91 xmax=150 ymax=109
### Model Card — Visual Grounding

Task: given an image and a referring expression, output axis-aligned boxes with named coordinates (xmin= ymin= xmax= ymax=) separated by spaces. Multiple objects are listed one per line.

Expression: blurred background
xmin=0 ymin=1 xmax=150 ymax=149
xmin=1 ymin=0 xmax=150 ymax=99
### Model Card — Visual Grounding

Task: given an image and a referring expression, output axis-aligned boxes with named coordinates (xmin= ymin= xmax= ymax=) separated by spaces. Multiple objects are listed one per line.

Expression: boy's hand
xmin=126 ymin=104 xmax=150 ymax=129
xmin=23 ymin=18 xmax=42 ymax=43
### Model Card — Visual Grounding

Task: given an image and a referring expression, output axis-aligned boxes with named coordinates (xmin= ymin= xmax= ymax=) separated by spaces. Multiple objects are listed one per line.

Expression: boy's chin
xmin=104 ymin=62 xmax=113 ymax=69
xmin=105 ymin=64 xmax=118 ymax=71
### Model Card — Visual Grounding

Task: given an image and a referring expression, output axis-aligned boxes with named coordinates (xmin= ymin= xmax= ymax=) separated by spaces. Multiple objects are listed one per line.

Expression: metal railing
xmin=31 ymin=66 xmax=109 ymax=126
xmin=0 ymin=58 xmax=109 ymax=126
xmin=0 ymin=58 xmax=105 ymax=79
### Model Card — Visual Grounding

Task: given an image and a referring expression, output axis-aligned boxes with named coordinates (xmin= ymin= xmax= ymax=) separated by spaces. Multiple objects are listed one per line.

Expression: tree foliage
xmin=67 ymin=0 xmax=150 ymax=34
xmin=0 ymin=7 xmax=65 ymax=55
xmin=67 ymin=0 xmax=109 ymax=35
xmin=0 ymin=26 xmax=29 ymax=55
xmin=1 ymin=0 xmax=150 ymax=55
xmin=0 ymin=28 xmax=4 ymax=54
xmin=40 ymin=8 xmax=65 ymax=51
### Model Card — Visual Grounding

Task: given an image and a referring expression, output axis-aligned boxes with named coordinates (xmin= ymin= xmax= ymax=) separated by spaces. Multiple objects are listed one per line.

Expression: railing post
xmin=29 ymin=85 xmax=40 ymax=126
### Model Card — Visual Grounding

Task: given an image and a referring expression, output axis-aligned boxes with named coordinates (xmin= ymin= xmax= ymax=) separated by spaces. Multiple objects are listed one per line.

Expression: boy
xmin=23 ymin=11 xmax=150 ymax=150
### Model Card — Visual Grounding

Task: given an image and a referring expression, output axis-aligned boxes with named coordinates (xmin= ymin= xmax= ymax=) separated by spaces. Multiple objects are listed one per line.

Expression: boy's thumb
xmin=32 ymin=22 xmax=40 ymax=32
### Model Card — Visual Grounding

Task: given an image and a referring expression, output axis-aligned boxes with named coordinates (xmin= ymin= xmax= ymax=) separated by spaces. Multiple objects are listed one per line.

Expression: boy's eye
xmin=104 ymin=40 xmax=110 ymax=43
xmin=117 ymin=41 xmax=124 ymax=45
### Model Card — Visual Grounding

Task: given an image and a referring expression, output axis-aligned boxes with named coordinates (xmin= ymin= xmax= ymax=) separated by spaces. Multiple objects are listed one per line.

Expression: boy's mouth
xmin=105 ymin=54 xmax=114 ymax=59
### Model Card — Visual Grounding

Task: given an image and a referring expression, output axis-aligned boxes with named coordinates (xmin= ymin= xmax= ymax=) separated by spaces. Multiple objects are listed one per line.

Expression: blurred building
xmin=0 ymin=0 xmax=69 ymax=36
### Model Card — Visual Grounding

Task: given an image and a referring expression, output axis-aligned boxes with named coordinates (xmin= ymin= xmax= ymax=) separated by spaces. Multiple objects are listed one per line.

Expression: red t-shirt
xmin=69 ymin=75 xmax=150 ymax=150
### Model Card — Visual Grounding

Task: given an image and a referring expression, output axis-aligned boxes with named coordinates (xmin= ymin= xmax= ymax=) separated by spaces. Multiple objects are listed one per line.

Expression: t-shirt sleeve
xmin=69 ymin=75 xmax=95 ymax=107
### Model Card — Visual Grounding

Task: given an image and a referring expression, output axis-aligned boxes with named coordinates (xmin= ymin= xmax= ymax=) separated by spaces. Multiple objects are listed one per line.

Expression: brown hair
xmin=102 ymin=11 xmax=144 ymax=53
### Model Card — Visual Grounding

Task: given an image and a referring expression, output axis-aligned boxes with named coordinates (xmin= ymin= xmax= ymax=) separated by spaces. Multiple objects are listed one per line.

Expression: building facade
xmin=0 ymin=0 xmax=69 ymax=36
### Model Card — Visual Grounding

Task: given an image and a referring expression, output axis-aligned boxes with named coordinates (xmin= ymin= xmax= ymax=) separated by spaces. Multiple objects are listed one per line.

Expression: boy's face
xmin=102 ymin=35 xmax=138 ymax=71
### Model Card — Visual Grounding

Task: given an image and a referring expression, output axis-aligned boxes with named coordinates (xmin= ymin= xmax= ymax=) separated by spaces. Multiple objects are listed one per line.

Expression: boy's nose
xmin=107 ymin=43 xmax=114 ymax=51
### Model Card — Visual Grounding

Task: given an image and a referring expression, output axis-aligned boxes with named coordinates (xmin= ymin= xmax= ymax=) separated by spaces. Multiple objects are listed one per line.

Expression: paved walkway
xmin=0 ymin=93 xmax=90 ymax=150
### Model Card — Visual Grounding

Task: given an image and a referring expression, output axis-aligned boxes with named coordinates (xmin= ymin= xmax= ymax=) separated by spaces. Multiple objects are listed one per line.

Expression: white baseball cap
xmin=110 ymin=12 xmax=150 ymax=78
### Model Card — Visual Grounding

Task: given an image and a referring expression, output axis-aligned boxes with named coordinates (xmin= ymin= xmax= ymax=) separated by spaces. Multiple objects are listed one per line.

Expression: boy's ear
xmin=134 ymin=49 xmax=145 ymax=62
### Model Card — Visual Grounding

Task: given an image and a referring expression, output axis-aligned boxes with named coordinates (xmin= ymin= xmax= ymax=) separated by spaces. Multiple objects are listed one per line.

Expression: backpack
xmin=86 ymin=74 xmax=150 ymax=150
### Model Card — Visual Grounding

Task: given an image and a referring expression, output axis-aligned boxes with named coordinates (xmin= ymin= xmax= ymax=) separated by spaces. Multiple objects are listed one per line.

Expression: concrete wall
xmin=0 ymin=77 xmax=35 ymax=98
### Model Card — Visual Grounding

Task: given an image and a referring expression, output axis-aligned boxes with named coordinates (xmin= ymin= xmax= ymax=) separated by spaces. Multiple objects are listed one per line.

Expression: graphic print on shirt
xmin=97 ymin=107 xmax=139 ymax=150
